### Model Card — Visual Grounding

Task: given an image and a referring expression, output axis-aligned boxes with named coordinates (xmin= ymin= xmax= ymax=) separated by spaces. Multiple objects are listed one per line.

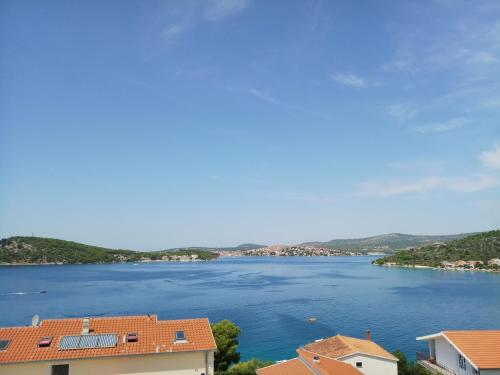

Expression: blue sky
xmin=1 ymin=0 xmax=500 ymax=249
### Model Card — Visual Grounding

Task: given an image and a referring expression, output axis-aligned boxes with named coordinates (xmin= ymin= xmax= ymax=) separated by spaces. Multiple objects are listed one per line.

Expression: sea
xmin=1 ymin=256 xmax=499 ymax=361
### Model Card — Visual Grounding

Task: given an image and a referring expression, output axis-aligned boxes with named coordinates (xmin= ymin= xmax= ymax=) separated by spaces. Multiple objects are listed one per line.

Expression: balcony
xmin=416 ymin=352 xmax=456 ymax=375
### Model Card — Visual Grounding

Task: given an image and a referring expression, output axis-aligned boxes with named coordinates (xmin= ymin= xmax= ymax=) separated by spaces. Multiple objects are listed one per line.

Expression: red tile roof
xmin=297 ymin=349 xmax=363 ymax=375
xmin=257 ymin=358 xmax=313 ymax=375
xmin=257 ymin=350 xmax=363 ymax=375
xmin=304 ymin=335 xmax=397 ymax=361
xmin=444 ymin=330 xmax=500 ymax=369
xmin=0 ymin=315 xmax=217 ymax=364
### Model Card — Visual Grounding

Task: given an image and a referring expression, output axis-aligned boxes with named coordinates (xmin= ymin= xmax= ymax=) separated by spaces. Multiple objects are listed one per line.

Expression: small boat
xmin=308 ymin=317 xmax=317 ymax=323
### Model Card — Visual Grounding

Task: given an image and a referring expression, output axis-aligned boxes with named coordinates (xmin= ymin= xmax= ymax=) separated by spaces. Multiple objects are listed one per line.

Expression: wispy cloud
xmin=249 ymin=88 xmax=329 ymax=120
xmin=331 ymin=73 xmax=366 ymax=88
xmin=358 ymin=144 xmax=500 ymax=196
xmin=358 ymin=174 xmax=500 ymax=196
xmin=386 ymin=103 xmax=419 ymax=122
xmin=203 ymin=0 xmax=250 ymax=21
xmin=413 ymin=117 xmax=468 ymax=133
xmin=480 ymin=144 xmax=500 ymax=169
xmin=162 ymin=23 xmax=187 ymax=38
xmin=162 ymin=0 xmax=251 ymax=40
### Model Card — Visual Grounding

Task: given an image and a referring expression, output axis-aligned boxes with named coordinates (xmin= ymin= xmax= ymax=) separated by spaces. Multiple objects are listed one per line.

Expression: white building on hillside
xmin=417 ymin=330 xmax=500 ymax=375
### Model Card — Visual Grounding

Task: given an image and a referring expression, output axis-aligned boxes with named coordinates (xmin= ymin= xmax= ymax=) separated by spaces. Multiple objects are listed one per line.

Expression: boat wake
xmin=0 ymin=291 xmax=47 ymax=296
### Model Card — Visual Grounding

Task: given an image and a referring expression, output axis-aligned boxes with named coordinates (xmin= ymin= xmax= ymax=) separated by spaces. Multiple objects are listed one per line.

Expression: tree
xmin=393 ymin=350 xmax=432 ymax=375
xmin=226 ymin=358 xmax=273 ymax=375
xmin=212 ymin=320 xmax=241 ymax=374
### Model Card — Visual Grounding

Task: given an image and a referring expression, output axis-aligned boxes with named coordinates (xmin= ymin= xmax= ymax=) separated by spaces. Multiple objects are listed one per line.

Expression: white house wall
xmin=0 ymin=351 xmax=213 ymax=375
xmin=434 ymin=337 xmax=477 ymax=375
xmin=339 ymin=353 xmax=397 ymax=375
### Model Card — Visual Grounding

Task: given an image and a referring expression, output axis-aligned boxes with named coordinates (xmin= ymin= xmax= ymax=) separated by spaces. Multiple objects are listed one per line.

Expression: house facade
xmin=0 ymin=315 xmax=217 ymax=375
xmin=257 ymin=332 xmax=398 ymax=375
xmin=417 ymin=330 xmax=500 ymax=375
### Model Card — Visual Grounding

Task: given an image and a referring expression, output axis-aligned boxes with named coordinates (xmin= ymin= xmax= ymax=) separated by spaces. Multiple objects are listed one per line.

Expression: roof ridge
xmin=336 ymin=334 xmax=356 ymax=351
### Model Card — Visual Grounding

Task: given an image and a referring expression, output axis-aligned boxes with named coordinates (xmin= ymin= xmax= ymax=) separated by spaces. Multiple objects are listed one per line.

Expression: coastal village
xmin=0 ymin=314 xmax=499 ymax=375
xmin=217 ymin=245 xmax=363 ymax=257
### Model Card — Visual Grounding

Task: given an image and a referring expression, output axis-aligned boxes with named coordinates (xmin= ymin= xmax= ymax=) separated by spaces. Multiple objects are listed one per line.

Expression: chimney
xmin=82 ymin=317 xmax=90 ymax=335
xmin=366 ymin=330 xmax=372 ymax=341
xmin=313 ymin=355 xmax=320 ymax=364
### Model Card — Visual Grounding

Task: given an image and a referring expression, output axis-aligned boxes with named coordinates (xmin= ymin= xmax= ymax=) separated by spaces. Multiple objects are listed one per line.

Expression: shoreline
xmin=375 ymin=263 xmax=500 ymax=273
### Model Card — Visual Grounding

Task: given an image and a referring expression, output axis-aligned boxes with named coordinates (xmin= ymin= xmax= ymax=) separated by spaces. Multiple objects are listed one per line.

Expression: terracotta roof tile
xmin=444 ymin=330 xmax=500 ymax=369
xmin=257 ymin=358 xmax=313 ymax=375
xmin=304 ymin=335 xmax=397 ymax=362
xmin=0 ymin=315 xmax=217 ymax=364
xmin=297 ymin=349 xmax=363 ymax=375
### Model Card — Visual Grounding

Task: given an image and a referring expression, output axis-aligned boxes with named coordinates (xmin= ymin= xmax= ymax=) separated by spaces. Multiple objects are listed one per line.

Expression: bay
xmin=1 ymin=256 xmax=499 ymax=361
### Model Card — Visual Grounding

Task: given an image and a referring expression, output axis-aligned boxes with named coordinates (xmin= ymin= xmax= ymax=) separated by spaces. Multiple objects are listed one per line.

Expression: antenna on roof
xmin=32 ymin=314 xmax=40 ymax=327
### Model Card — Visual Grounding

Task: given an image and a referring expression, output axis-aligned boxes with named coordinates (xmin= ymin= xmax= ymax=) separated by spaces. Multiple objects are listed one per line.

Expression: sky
xmin=1 ymin=0 xmax=500 ymax=250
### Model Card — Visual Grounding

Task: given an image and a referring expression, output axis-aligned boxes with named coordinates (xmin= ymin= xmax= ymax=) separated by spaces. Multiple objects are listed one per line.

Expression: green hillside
xmin=0 ymin=236 xmax=218 ymax=265
xmin=300 ymin=232 xmax=473 ymax=252
xmin=373 ymin=230 xmax=500 ymax=268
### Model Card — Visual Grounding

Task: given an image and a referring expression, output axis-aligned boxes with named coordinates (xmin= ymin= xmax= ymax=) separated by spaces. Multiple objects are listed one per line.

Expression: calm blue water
xmin=1 ymin=257 xmax=499 ymax=361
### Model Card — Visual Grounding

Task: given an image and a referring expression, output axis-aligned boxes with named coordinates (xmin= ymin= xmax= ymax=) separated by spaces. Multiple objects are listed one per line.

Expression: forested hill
xmin=0 ymin=237 xmax=218 ymax=265
xmin=300 ymin=232 xmax=473 ymax=251
xmin=373 ymin=230 xmax=500 ymax=268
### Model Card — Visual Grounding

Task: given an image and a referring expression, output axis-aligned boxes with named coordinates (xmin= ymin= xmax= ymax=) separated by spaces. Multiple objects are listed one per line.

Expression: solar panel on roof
xmin=97 ymin=334 xmax=118 ymax=348
xmin=79 ymin=335 xmax=99 ymax=348
xmin=58 ymin=334 xmax=117 ymax=350
xmin=59 ymin=335 xmax=81 ymax=350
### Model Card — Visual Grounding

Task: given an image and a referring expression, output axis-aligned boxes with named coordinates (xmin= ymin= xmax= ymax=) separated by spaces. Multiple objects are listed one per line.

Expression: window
xmin=176 ymin=330 xmax=186 ymax=341
xmin=0 ymin=340 xmax=10 ymax=351
xmin=356 ymin=362 xmax=363 ymax=368
xmin=458 ymin=354 xmax=467 ymax=370
xmin=51 ymin=364 xmax=69 ymax=375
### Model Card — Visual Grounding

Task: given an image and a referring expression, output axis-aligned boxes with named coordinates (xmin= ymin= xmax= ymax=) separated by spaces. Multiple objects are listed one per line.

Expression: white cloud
xmin=203 ymin=0 xmax=250 ymax=21
xmin=248 ymin=88 xmax=329 ymax=120
xmin=467 ymin=51 xmax=498 ymax=65
xmin=162 ymin=23 xmax=186 ymax=38
xmin=331 ymin=73 xmax=366 ymax=88
xmin=162 ymin=0 xmax=250 ymax=40
xmin=480 ymin=144 xmax=500 ymax=169
xmin=358 ymin=174 xmax=500 ymax=196
xmin=386 ymin=103 xmax=419 ymax=122
xmin=249 ymin=88 xmax=285 ymax=106
xmin=413 ymin=117 xmax=468 ymax=133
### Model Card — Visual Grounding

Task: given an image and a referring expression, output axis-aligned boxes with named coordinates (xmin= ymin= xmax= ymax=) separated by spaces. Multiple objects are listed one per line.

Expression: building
xmin=416 ymin=330 xmax=500 ymax=375
xmin=487 ymin=258 xmax=500 ymax=267
xmin=0 ymin=315 xmax=217 ymax=375
xmin=257 ymin=332 xmax=398 ymax=375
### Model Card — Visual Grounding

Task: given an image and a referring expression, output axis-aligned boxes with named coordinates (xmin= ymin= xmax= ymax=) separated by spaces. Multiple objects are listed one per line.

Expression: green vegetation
xmin=393 ymin=350 xmax=432 ymax=375
xmin=301 ymin=232 xmax=473 ymax=252
xmin=373 ymin=230 xmax=500 ymax=268
xmin=225 ymin=359 xmax=273 ymax=375
xmin=0 ymin=236 xmax=218 ymax=265
xmin=212 ymin=320 xmax=271 ymax=375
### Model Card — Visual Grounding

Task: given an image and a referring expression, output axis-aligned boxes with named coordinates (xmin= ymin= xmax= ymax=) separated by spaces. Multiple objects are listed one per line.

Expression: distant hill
xmin=0 ymin=237 xmax=218 ymax=265
xmin=373 ymin=230 xmax=500 ymax=268
xmin=300 ymin=232 xmax=474 ymax=252
xmin=168 ymin=243 xmax=267 ymax=252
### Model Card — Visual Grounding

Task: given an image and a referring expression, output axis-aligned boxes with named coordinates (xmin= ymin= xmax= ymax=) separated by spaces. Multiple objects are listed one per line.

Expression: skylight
xmin=175 ymin=331 xmax=186 ymax=341
xmin=0 ymin=340 xmax=10 ymax=351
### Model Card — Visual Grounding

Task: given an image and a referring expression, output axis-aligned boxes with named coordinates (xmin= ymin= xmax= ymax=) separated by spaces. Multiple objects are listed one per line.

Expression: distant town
xmin=216 ymin=245 xmax=368 ymax=257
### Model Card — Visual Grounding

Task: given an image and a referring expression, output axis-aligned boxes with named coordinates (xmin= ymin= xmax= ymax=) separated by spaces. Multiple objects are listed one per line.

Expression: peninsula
xmin=0 ymin=237 xmax=218 ymax=265
xmin=373 ymin=230 xmax=500 ymax=271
